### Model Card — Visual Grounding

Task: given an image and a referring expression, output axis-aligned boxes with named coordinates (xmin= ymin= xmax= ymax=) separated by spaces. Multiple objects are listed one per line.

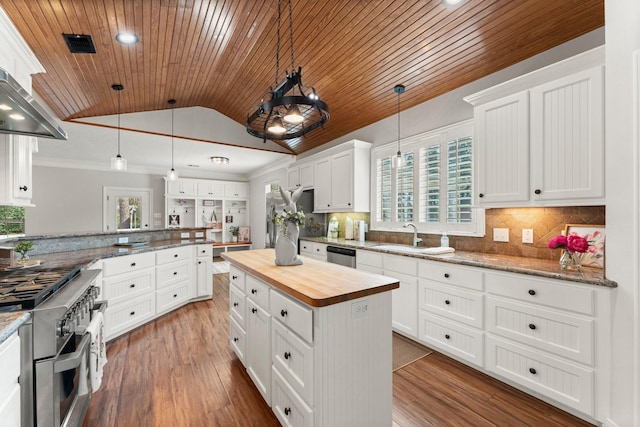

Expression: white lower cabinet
xmin=195 ymin=244 xmax=213 ymax=297
xmin=272 ymin=367 xmax=313 ymax=427
xmin=0 ymin=333 xmax=20 ymax=427
xmin=299 ymin=242 xmax=327 ymax=261
xmin=418 ymin=312 xmax=484 ymax=367
xmin=156 ymin=247 xmax=194 ymax=315
xmin=246 ymin=299 xmax=271 ymax=405
xmin=384 ymin=254 xmax=418 ymax=338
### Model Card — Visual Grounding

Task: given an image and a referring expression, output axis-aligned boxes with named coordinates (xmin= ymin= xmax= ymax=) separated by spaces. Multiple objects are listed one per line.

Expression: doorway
xmin=103 ymin=187 xmax=152 ymax=232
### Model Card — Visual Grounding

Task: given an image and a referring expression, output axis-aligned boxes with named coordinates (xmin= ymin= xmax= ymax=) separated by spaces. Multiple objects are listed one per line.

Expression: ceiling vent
xmin=62 ymin=34 xmax=96 ymax=54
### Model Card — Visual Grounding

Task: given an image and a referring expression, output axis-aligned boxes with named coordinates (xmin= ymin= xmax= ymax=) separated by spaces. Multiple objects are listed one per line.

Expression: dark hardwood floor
xmin=83 ymin=273 xmax=593 ymax=427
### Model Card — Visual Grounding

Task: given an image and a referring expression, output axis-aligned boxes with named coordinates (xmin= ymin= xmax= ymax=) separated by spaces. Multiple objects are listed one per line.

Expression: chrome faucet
xmin=403 ymin=223 xmax=422 ymax=247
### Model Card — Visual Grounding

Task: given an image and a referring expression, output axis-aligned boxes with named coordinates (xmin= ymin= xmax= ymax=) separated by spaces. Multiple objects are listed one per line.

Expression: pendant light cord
xmin=397 ymin=89 xmax=400 ymax=154
xmin=288 ymin=0 xmax=294 ymax=72
xmin=171 ymin=106 xmax=174 ymax=169
xmin=275 ymin=0 xmax=281 ymax=86
xmin=117 ymin=88 xmax=121 ymax=156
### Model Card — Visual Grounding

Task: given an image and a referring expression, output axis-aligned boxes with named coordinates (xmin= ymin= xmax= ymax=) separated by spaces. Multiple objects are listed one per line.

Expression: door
xmin=331 ymin=151 xmax=353 ymax=209
xmin=103 ymin=187 xmax=152 ymax=232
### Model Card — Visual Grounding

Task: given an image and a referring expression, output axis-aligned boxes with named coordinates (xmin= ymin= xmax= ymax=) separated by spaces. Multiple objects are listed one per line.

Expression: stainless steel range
xmin=0 ymin=266 xmax=105 ymax=427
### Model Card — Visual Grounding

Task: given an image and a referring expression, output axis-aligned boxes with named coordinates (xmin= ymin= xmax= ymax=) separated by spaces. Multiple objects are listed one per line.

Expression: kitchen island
xmin=223 ymin=248 xmax=399 ymax=427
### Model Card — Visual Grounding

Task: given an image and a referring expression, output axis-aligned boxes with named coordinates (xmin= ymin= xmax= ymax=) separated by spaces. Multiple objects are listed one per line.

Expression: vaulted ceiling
xmin=0 ymin=0 xmax=604 ymax=155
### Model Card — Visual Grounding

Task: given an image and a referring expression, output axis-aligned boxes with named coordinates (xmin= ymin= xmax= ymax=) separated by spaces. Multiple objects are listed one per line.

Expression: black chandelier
xmin=246 ymin=0 xmax=329 ymax=142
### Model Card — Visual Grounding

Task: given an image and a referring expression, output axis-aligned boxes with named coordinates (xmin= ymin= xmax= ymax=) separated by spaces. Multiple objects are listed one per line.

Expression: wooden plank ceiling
xmin=0 ymin=0 xmax=603 ymax=154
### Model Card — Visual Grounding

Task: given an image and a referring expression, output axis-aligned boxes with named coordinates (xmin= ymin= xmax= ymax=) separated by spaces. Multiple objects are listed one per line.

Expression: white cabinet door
xmin=12 ymin=136 xmax=34 ymax=202
xmin=167 ymin=180 xmax=196 ymax=197
xmin=197 ymin=181 xmax=224 ymax=198
xmin=330 ymin=150 xmax=354 ymax=209
xmin=390 ymin=271 xmax=418 ymax=338
xmin=530 ymin=66 xmax=604 ymax=202
xmin=313 ymin=158 xmax=331 ymax=211
xmin=246 ymin=299 xmax=272 ymax=405
xmin=287 ymin=167 xmax=300 ymax=190
xmin=196 ymin=257 xmax=213 ymax=297
xmin=298 ymin=162 xmax=314 ymax=188
xmin=475 ymin=91 xmax=530 ymax=205
xmin=225 ymin=182 xmax=249 ymax=198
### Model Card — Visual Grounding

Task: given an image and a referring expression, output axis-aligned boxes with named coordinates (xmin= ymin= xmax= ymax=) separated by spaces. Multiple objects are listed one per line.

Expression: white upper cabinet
xmin=466 ymin=46 xmax=605 ymax=208
xmin=197 ymin=181 xmax=225 ymax=198
xmin=166 ymin=179 xmax=197 ymax=197
xmin=287 ymin=161 xmax=314 ymax=190
xmin=313 ymin=140 xmax=371 ymax=213
xmin=224 ymin=182 xmax=248 ymax=199
xmin=0 ymin=135 xmax=37 ymax=206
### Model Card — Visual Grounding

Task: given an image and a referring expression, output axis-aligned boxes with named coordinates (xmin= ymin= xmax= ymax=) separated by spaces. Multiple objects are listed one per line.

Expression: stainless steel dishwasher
xmin=326 ymin=245 xmax=356 ymax=268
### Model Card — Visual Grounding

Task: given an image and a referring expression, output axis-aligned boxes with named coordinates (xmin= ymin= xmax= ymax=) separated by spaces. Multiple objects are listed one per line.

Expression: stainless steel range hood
xmin=0 ymin=68 xmax=67 ymax=140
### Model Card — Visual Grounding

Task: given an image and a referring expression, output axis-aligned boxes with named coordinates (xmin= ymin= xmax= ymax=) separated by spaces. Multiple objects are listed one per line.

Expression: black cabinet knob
xmin=444 ymin=273 xmax=450 ymax=278
xmin=174 ymin=254 xmax=178 ymax=258
xmin=233 ymin=302 xmax=239 ymax=307
xmin=130 ymin=311 xmax=135 ymax=316
xmin=251 ymin=289 xmax=257 ymax=294
xmin=284 ymin=351 xmax=291 ymax=360
xmin=281 ymin=309 xmax=288 ymax=317
xmin=19 ymin=185 xmax=28 ymax=191
xmin=445 ymin=300 xmax=450 ymax=305
xmin=131 ymin=262 xmax=136 ymax=267
xmin=529 ymin=323 xmax=536 ymax=330
xmin=284 ymin=407 xmax=291 ymax=416
xmin=445 ymin=334 xmax=450 ymax=340
xmin=232 ymin=275 xmax=238 ymax=280
xmin=198 ymin=261 xmax=202 ymax=264
xmin=130 ymin=284 xmax=136 ymax=288
xmin=479 ymin=193 xmax=484 ymax=198
xmin=534 ymin=189 xmax=542 ymax=195
xmin=529 ymin=368 xmax=537 ymax=375
xmin=251 ymin=308 xmax=257 ymax=314
xmin=233 ymin=337 xmax=239 ymax=342
xmin=528 ymin=289 xmax=536 ymax=296
xmin=173 ymin=294 xmax=177 ymax=298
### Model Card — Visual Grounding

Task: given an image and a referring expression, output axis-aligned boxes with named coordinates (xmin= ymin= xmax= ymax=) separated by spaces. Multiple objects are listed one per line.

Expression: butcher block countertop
xmin=222 ymin=248 xmax=399 ymax=307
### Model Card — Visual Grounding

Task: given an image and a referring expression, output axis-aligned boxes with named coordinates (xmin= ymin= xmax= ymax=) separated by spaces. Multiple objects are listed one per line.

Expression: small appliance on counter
xmin=328 ymin=217 xmax=339 ymax=238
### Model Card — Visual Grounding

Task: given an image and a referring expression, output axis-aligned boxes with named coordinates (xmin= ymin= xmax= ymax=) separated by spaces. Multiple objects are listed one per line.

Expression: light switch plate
xmin=180 ymin=232 xmax=190 ymax=239
xmin=493 ymin=228 xmax=509 ymax=242
xmin=522 ymin=229 xmax=534 ymax=244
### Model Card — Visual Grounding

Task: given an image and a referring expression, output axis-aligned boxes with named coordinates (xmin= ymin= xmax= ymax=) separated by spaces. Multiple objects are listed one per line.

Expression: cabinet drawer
xmin=270 ymin=290 xmax=313 ymax=343
xmin=486 ymin=272 xmax=594 ymax=315
xmin=418 ymin=312 xmax=483 ymax=367
xmin=419 ymin=260 xmax=484 ymax=291
xmin=230 ymin=284 xmax=246 ymax=328
xmin=419 ymin=280 xmax=483 ymax=328
xmin=384 ymin=254 xmax=418 ymax=276
xmin=156 ymin=260 xmax=191 ymax=289
xmin=271 ymin=367 xmax=313 ymax=427
xmin=103 ymin=267 xmax=155 ymax=303
xmin=356 ymin=249 xmax=383 ymax=269
xmin=246 ymin=274 xmax=270 ymax=310
xmin=156 ymin=282 xmax=191 ymax=314
xmin=0 ymin=334 xmax=20 ymax=403
xmin=272 ymin=319 xmax=314 ymax=405
xmin=156 ymin=246 xmax=192 ymax=264
xmin=229 ymin=316 xmax=246 ymax=365
xmin=229 ymin=265 xmax=246 ymax=292
xmin=106 ymin=293 xmax=156 ymax=340
xmin=102 ymin=252 xmax=155 ymax=277
xmin=196 ymin=244 xmax=212 ymax=258
xmin=486 ymin=335 xmax=594 ymax=416
xmin=486 ymin=296 xmax=593 ymax=365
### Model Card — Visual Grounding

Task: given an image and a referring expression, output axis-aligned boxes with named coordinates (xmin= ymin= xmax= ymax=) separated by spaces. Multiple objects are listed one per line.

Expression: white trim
xmin=634 ymin=48 xmax=640 ymax=427
xmin=102 ymin=186 xmax=153 ymax=232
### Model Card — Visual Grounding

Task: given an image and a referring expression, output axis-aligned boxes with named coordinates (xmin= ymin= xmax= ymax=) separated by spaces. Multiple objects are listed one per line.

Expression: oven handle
xmin=54 ymin=333 xmax=90 ymax=373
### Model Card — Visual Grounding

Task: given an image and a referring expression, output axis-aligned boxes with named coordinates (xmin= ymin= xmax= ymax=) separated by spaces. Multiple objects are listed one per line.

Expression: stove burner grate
xmin=0 ymin=266 xmax=82 ymax=309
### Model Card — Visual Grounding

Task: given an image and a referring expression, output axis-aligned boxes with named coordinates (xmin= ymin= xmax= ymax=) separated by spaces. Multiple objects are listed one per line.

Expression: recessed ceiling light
xmin=115 ymin=32 xmax=139 ymax=45
xmin=0 ymin=104 xmax=12 ymax=111
xmin=9 ymin=113 xmax=25 ymax=120
xmin=441 ymin=0 xmax=465 ymax=8
xmin=211 ymin=156 xmax=230 ymax=165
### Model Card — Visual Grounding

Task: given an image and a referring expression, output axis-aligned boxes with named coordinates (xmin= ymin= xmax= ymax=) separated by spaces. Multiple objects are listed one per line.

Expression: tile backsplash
xmin=364 ymin=206 xmax=605 ymax=261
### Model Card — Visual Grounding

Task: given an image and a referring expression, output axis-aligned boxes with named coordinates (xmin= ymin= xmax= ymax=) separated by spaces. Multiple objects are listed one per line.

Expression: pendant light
xmin=110 ymin=84 xmax=127 ymax=171
xmin=246 ymin=0 xmax=329 ymax=142
xmin=167 ymin=99 xmax=178 ymax=181
xmin=393 ymin=84 xmax=405 ymax=169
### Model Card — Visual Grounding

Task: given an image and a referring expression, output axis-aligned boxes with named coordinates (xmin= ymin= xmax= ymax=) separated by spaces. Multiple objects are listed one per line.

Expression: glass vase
xmin=559 ymin=251 xmax=582 ymax=271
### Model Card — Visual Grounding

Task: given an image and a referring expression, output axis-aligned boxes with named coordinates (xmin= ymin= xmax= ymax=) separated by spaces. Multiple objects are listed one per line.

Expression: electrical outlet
xmin=493 ymin=228 xmax=509 ymax=242
xmin=522 ymin=229 xmax=534 ymax=244
xmin=351 ymin=300 xmax=369 ymax=318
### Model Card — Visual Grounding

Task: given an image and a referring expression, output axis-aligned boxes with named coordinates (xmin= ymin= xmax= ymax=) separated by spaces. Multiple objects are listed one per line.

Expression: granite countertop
xmin=0 ymin=311 xmax=30 ymax=345
xmin=301 ymin=237 xmax=617 ymax=288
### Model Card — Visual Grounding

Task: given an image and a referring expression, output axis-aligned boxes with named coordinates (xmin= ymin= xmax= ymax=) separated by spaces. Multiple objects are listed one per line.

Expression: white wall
xmin=605 ymin=1 xmax=640 ymax=426
xmin=25 ymin=166 xmax=165 ymax=235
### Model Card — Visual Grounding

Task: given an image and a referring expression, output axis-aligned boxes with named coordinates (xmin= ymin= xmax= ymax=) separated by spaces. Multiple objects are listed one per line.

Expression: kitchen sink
xmin=371 ymin=245 xmax=455 ymax=255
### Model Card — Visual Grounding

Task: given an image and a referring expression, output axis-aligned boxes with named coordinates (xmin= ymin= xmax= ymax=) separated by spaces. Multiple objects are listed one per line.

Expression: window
xmin=372 ymin=120 xmax=484 ymax=236
xmin=0 ymin=206 xmax=25 ymax=237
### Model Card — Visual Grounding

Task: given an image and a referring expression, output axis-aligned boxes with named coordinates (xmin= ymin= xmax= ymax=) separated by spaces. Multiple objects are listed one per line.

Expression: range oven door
xmin=35 ymin=332 xmax=91 ymax=427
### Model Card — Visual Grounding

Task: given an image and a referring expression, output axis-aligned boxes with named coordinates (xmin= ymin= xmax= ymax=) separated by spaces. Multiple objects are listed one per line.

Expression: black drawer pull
xmin=444 ymin=273 xmax=450 ymax=278
xmin=479 ymin=193 xmax=484 ymax=198
xmin=19 ymin=185 xmax=28 ymax=191
xmin=130 ymin=311 xmax=135 ymax=316
xmin=284 ymin=351 xmax=291 ymax=360
xmin=528 ymin=289 xmax=536 ymax=296
xmin=534 ymin=189 xmax=542 ymax=195
xmin=232 ymin=275 xmax=238 ymax=280
xmin=173 ymin=294 xmax=178 ymax=298
xmin=174 ymin=254 xmax=178 ymax=258
xmin=233 ymin=337 xmax=239 ymax=342
xmin=130 ymin=284 xmax=136 ymax=288
xmin=529 ymin=368 xmax=537 ymax=375
xmin=445 ymin=334 xmax=450 ymax=340
xmin=251 ymin=308 xmax=257 ymax=314
xmin=251 ymin=289 xmax=257 ymax=294
xmin=131 ymin=262 xmax=136 ymax=267
xmin=198 ymin=261 xmax=202 ymax=264
xmin=284 ymin=407 xmax=291 ymax=416
xmin=529 ymin=323 xmax=536 ymax=330
xmin=233 ymin=302 xmax=239 ymax=307
xmin=281 ymin=309 xmax=288 ymax=317
xmin=173 ymin=271 xmax=178 ymax=275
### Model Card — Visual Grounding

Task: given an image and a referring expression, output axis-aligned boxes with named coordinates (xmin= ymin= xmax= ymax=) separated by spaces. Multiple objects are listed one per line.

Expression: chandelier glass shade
xmin=110 ymin=84 xmax=127 ymax=171
xmin=246 ymin=0 xmax=329 ymax=142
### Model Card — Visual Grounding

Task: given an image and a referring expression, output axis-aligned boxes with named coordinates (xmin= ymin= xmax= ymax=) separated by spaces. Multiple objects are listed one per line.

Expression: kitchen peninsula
xmin=222 ymin=248 xmax=399 ymax=427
